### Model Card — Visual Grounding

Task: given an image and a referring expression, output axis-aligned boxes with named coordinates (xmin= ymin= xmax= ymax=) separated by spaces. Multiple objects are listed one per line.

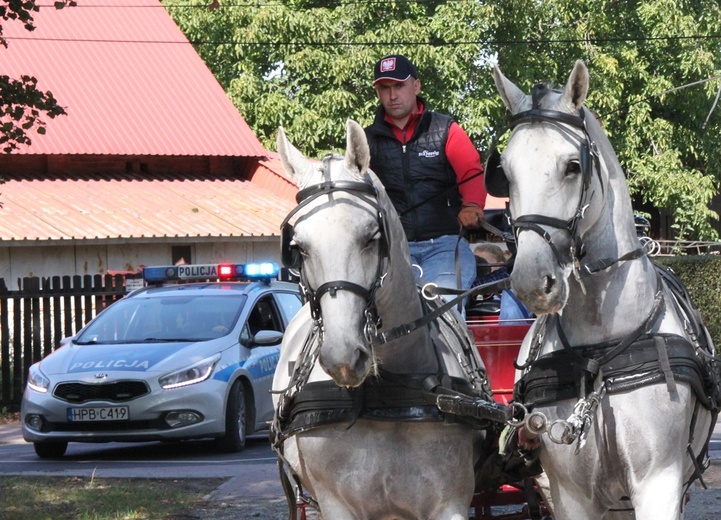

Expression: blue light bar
xmin=143 ymin=266 xmax=179 ymax=283
xmin=243 ymin=262 xmax=280 ymax=279
xmin=142 ymin=262 xmax=280 ymax=283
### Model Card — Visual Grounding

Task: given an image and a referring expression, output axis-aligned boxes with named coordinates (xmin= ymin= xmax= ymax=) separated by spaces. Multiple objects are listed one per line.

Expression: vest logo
xmin=418 ymin=150 xmax=440 ymax=158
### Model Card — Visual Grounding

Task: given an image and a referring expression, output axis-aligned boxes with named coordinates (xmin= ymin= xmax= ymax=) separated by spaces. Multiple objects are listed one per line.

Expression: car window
xmin=275 ymin=292 xmax=302 ymax=326
xmin=77 ymin=294 xmax=247 ymax=343
xmin=247 ymin=295 xmax=283 ymax=335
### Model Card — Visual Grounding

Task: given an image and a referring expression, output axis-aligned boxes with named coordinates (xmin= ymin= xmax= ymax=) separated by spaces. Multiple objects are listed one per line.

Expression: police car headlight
xmin=27 ymin=365 xmax=50 ymax=393
xmin=159 ymin=354 xmax=221 ymax=390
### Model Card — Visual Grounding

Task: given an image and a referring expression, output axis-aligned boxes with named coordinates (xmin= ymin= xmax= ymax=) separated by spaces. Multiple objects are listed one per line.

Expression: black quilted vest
xmin=365 ymin=100 xmax=461 ymax=241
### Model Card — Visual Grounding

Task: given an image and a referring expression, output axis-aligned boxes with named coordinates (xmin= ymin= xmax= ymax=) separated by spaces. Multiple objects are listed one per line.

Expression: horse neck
xmin=373 ymin=200 xmax=438 ymax=373
xmin=560 ymin=168 xmax=659 ymax=345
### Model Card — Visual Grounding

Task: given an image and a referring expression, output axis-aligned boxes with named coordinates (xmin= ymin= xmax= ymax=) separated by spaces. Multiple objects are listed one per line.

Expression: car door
xmin=240 ymin=293 xmax=287 ymax=426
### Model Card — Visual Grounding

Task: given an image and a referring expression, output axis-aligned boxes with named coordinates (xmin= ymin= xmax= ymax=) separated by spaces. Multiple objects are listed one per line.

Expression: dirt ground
xmin=685 ymin=461 xmax=721 ymax=520
xmin=176 ymin=462 xmax=721 ymax=520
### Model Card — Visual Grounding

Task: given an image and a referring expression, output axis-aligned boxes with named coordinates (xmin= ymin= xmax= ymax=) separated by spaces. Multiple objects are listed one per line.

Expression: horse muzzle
xmin=511 ymin=260 xmax=568 ymax=316
xmin=318 ymin=338 xmax=373 ymax=388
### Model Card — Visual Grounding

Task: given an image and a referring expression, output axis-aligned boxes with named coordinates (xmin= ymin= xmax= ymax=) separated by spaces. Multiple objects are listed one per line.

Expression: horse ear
xmin=345 ymin=119 xmax=370 ymax=177
xmin=561 ymin=60 xmax=589 ymax=111
xmin=493 ymin=65 xmax=528 ymax=115
xmin=276 ymin=126 xmax=314 ymax=187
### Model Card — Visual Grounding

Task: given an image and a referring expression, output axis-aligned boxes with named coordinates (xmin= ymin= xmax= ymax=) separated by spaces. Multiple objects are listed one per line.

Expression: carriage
xmin=466 ymin=316 xmax=546 ymax=520
xmin=270 ymin=60 xmax=719 ymax=520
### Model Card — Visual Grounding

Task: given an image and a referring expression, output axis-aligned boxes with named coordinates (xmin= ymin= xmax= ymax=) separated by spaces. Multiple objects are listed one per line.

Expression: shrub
xmin=655 ymin=255 xmax=721 ymax=355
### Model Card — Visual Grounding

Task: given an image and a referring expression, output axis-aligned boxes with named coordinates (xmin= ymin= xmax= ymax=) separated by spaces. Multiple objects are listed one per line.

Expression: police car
xmin=21 ymin=262 xmax=301 ymax=458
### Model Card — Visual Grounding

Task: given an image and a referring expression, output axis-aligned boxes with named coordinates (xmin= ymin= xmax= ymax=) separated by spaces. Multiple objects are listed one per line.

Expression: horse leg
xmin=533 ymin=471 xmax=555 ymax=515
xmin=614 ymin=386 xmax=710 ymax=520
xmin=627 ymin=466 xmax=684 ymax=520
xmin=315 ymin=497 xmax=357 ymax=520
xmin=545 ymin=487 xmax=604 ymax=520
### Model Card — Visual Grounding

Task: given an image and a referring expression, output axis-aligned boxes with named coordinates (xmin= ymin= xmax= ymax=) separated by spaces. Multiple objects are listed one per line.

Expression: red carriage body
xmin=467 ymin=317 xmax=550 ymax=520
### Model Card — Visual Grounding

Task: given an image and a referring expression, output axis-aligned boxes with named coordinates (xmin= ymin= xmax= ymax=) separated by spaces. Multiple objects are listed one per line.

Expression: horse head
xmin=277 ymin=120 xmax=421 ymax=387
xmin=489 ymin=60 xmax=638 ymax=318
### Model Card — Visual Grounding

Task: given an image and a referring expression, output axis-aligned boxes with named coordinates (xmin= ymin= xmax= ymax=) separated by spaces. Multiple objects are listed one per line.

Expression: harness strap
xmin=580 ymin=247 xmax=646 ymax=277
xmin=477 ymin=218 xmax=514 ymax=242
xmin=654 ymin=335 xmax=678 ymax=393
xmin=685 ymin=400 xmax=708 ymax=490
xmin=514 ymin=213 xmax=573 ymax=231
xmin=277 ymin=371 xmax=499 ymax=441
xmin=277 ymin=460 xmax=298 ymax=520
xmin=512 ymin=218 xmax=571 ymax=267
xmin=314 ymin=280 xmax=371 ymax=301
xmin=554 ymin=284 xmax=665 ymax=376
xmin=372 ymin=277 xmax=510 ymax=346
xmin=281 ymin=179 xmax=379 ymax=229
xmin=510 ymin=108 xmax=586 ymax=131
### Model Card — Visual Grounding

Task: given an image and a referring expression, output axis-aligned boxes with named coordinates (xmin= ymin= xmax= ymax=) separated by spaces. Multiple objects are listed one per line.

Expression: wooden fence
xmin=0 ymin=274 xmax=129 ymax=408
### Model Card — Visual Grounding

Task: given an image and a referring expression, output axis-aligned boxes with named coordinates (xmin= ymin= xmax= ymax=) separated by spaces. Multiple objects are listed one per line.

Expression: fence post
xmin=72 ymin=275 xmax=82 ymax=333
xmin=52 ymin=276 xmax=62 ymax=353
xmin=42 ymin=278 xmax=52 ymax=357
xmin=62 ymin=276 xmax=73 ymax=339
xmin=0 ymin=279 xmax=9 ymax=406
xmin=83 ymin=275 xmax=93 ymax=326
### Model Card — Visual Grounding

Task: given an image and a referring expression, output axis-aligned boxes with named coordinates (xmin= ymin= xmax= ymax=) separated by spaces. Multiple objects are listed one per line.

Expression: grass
xmin=0 ymin=476 xmax=224 ymax=520
xmin=0 ymin=411 xmax=229 ymax=519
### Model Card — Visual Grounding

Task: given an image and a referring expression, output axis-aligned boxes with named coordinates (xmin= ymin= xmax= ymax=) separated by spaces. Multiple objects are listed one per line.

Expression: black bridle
xmin=509 ymin=87 xmax=600 ymax=269
xmin=279 ymin=155 xmax=390 ymax=334
xmin=492 ymin=84 xmax=644 ymax=276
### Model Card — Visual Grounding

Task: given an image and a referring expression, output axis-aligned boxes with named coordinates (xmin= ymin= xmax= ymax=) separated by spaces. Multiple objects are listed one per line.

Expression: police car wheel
xmin=217 ymin=380 xmax=247 ymax=453
xmin=34 ymin=441 xmax=68 ymax=459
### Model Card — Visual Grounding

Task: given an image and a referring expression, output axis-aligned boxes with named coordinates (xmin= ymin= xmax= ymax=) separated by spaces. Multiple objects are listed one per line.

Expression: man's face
xmin=374 ymin=77 xmax=421 ymax=123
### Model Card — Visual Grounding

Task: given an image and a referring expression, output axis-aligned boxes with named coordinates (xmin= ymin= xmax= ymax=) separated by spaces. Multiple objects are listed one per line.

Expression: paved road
xmin=0 ymin=425 xmax=285 ymax=497
xmin=2 ymin=420 xmax=720 ymax=503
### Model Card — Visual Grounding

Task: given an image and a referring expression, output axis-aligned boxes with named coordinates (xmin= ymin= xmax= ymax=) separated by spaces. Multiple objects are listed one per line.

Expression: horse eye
xmin=291 ymin=240 xmax=308 ymax=257
xmin=566 ymin=160 xmax=582 ymax=177
xmin=364 ymin=232 xmax=381 ymax=249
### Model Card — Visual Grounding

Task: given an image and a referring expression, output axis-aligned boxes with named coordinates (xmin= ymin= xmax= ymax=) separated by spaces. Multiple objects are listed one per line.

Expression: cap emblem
xmin=380 ymin=58 xmax=396 ymax=73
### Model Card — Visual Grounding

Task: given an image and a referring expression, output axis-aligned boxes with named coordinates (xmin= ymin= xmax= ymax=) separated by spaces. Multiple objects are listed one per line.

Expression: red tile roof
xmin=0 ymin=172 xmax=296 ymax=243
xmin=250 ymin=152 xmax=299 ymax=203
xmin=2 ymin=0 xmax=265 ymax=157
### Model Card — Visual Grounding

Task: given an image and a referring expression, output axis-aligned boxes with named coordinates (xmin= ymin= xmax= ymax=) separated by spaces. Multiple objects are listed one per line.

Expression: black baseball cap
xmin=373 ymin=55 xmax=418 ymax=85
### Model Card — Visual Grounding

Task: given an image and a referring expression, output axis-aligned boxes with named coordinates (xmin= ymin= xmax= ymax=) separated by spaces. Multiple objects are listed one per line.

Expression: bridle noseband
xmin=280 ymin=155 xmax=390 ymax=335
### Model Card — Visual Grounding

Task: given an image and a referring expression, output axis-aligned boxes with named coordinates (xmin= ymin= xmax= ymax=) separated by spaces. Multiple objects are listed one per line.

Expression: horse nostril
xmin=543 ymin=275 xmax=556 ymax=295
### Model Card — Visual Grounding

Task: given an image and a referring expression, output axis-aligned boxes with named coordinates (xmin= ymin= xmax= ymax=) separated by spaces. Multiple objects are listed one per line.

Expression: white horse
xmin=271 ymin=120 xmax=500 ymax=520
xmin=486 ymin=60 xmax=720 ymax=519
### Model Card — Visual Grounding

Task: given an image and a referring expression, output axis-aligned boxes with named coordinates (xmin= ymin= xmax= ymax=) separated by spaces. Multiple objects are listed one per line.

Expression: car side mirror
xmin=248 ymin=330 xmax=284 ymax=347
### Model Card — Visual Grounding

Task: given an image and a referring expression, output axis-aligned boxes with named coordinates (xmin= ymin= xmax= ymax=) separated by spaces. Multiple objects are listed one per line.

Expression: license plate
xmin=67 ymin=406 xmax=129 ymax=422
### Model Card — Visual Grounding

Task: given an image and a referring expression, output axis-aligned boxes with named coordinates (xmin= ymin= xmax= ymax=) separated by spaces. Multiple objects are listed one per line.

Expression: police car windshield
xmin=76 ymin=294 xmax=247 ymax=344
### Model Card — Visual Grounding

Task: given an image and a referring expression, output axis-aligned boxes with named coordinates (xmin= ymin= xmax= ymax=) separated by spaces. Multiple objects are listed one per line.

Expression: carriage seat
xmin=466 ymin=299 xmax=501 ymax=319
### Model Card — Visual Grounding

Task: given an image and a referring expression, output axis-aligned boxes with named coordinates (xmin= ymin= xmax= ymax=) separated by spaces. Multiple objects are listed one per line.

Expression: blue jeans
xmin=500 ymin=289 xmax=532 ymax=325
xmin=409 ymin=235 xmax=476 ymax=314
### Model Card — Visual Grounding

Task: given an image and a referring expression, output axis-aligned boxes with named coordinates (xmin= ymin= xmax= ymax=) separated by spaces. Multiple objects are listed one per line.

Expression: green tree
xmin=167 ymin=0 xmax=721 ymax=240
xmin=1 ymin=0 xmax=73 ymax=154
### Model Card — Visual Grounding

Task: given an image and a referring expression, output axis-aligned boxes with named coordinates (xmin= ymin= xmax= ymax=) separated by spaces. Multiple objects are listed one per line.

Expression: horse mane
xmin=365 ymin=168 xmax=413 ymax=265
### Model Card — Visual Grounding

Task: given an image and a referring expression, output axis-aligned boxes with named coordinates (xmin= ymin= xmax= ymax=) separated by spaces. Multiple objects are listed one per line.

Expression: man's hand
xmin=458 ymin=203 xmax=485 ymax=229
